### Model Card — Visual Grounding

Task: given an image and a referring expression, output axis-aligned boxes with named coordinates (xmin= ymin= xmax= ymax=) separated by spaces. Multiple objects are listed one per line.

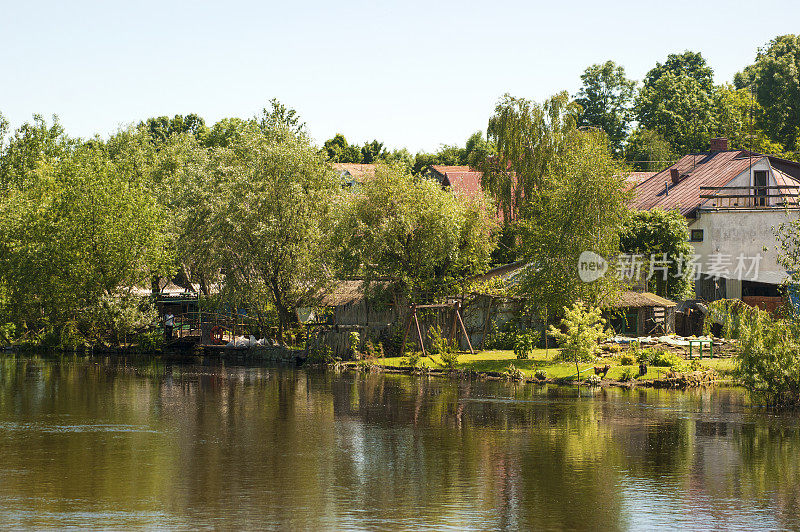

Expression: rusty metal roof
xmin=631 ymin=150 xmax=762 ymax=215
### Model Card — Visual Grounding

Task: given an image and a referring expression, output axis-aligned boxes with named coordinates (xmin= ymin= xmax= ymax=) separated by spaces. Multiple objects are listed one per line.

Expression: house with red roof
xmin=631 ymin=137 xmax=800 ymax=306
xmin=424 ymin=165 xmax=485 ymax=199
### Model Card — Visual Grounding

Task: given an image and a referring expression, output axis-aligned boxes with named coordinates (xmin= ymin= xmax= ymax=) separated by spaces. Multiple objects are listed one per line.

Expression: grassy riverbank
xmin=372 ymin=349 xmax=735 ymax=381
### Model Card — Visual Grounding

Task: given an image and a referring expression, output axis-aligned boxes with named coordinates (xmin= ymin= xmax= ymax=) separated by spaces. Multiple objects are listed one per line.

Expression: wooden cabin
xmin=604 ymin=291 xmax=677 ymax=336
xmin=300 ymin=280 xmax=404 ymax=358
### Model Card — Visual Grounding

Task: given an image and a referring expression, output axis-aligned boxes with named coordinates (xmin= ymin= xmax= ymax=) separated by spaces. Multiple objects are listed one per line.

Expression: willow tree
xmin=482 ymin=91 xmax=580 ymax=223
xmin=485 ymin=92 xmax=630 ymax=320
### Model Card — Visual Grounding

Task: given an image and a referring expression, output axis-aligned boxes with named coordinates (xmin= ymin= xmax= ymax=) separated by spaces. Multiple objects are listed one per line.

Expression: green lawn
xmin=373 ymin=348 xmax=734 ymax=381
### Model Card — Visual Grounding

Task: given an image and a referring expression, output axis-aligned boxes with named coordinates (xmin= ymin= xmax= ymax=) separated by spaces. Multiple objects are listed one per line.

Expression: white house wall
xmin=690 ymin=209 xmax=798 ymax=285
xmin=690 ymin=157 xmax=800 ymax=286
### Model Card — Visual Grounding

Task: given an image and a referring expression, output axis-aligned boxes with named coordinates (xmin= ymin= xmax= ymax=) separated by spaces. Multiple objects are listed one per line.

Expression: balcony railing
xmin=699 ymin=185 xmax=800 ymax=209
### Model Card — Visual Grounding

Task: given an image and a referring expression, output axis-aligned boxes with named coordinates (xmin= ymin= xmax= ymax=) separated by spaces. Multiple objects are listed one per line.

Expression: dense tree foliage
xmin=0 ymin=130 xmax=172 ymax=346
xmin=486 ymin=93 xmax=630 ymax=318
xmin=336 ymin=164 xmax=495 ymax=299
xmin=736 ymin=35 xmax=800 ymax=154
xmin=636 ymin=54 xmax=718 ymax=155
xmin=574 ymin=61 xmax=636 ymax=156
xmin=620 ymin=209 xmax=694 ymax=299
xmin=202 ymin=126 xmax=340 ymax=338
xmin=334 ymin=163 xmax=496 ymax=300
xmin=624 ymin=128 xmax=677 ymax=171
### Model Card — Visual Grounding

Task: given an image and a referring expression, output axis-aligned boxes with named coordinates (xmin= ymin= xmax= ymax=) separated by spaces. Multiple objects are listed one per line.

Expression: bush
xmin=514 ymin=332 xmax=535 ymax=360
xmin=429 ymin=326 xmax=459 ymax=369
xmin=534 ymin=369 xmax=547 ymax=381
xmin=364 ymin=340 xmax=384 ymax=360
xmin=730 ymin=303 xmax=800 ymax=405
xmin=619 ymin=368 xmax=635 ymax=382
xmin=349 ymin=331 xmax=361 ymax=359
xmin=619 ymin=354 xmax=635 ymax=366
xmin=439 ymin=349 xmax=459 ymax=369
xmin=403 ymin=351 xmax=422 ymax=368
xmin=586 ymin=374 xmax=601 ymax=386
xmin=505 ymin=363 xmax=524 ymax=381
xmin=307 ymin=344 xmax=337 ymax=365
xmin=650 ymin=350 xmax=685 ymax=369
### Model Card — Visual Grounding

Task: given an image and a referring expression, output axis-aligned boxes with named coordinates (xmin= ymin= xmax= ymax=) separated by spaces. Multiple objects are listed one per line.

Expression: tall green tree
xmin=205 ymin=125 xmax=339 ymax=337
xmin=487 ymin=92 xmax=629 ymax=317
xmin=484 ymin=91 xmax=580 ymax=222
xmin=335 ymin=163 xmax=495 ymax=300
xmin=713 ymin=85 xmax=786 ymax=155
xmin=635 ymin=51 xmax=717 ymax=154
xmin=574 ymin=61 xmax=636 ymax=155
xmin=735 ymin=35 xmax=800 ymax=154
xmin=323 ymin=133 xmax=361 ymax=162
xmin=0 ymin=142 xmax=172 ymax=345
xmin=0 ymin=115 xmax=76 ymax=190
xmin=142 ymin=113 xmax=208 ymax=143
xmin=257 ymin=98 xmax=306 ymax=137
xmin=624 ymin=128 xmax=677 ymax=171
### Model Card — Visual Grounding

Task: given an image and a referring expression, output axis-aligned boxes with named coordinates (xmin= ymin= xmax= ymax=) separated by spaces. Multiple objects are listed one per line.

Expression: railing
xmin=170 ymin=311 xmax=262 ymax=345
xmin=699 ymin=185 xmax=800 ymax=209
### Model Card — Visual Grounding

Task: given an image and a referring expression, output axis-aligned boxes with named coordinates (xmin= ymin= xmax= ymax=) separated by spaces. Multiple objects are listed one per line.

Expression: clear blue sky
xmin=1 ymin=0 xmax=797 ymax=153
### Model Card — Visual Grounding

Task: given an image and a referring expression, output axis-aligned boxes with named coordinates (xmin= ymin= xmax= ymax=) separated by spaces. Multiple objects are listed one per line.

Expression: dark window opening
xmin=754 ymin=170 xmax=768 ymax=207
xmin=690 ymin=229 xmax=704 ymax=242
xmin=741 ymin=280 xmax=781 ymax=298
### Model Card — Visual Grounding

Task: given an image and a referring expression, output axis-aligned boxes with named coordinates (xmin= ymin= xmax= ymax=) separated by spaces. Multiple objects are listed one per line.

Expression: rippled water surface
xmin=1 ymin=355 xmax=799 ymax=530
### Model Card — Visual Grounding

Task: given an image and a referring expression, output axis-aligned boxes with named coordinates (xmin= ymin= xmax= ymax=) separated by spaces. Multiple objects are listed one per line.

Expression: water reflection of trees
xmin=1 ymin=357 xmax=800 ymax=529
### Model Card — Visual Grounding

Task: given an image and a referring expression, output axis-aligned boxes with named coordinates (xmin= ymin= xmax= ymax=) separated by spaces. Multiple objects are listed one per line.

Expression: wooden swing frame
xmin=400 ymin=301 xmax=474 ymax=357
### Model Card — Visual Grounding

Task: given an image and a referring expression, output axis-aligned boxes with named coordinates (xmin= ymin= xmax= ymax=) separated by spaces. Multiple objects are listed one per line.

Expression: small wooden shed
xmin=604 ymin=291 xmax=677 ymax=336
xmin=300 ymin=280 xmax=404 ymax=358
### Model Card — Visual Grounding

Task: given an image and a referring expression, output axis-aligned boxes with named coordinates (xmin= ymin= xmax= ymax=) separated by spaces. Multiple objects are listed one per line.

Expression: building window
xmin=754 ymin=170 xmax=768 ymax=207
xmin=690 ymin=229 xmax=704 ymax=242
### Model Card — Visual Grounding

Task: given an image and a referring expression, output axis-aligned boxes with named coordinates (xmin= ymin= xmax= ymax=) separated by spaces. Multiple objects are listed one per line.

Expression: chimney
xmin=710 ymin=137 xmax=729 ymax=152
xmin=670 ymin=168 xmax=680 ymax=185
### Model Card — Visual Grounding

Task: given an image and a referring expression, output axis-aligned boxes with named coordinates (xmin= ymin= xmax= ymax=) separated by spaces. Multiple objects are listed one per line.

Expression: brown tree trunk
xmin=269 ymin=278 xmax=295 ymax=343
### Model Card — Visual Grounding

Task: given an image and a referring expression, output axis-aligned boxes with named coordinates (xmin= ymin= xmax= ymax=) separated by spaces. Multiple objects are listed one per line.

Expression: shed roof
xmin=310 ymin=279 xmax=393 ymax=307
xmin=605 ymin=291 xmax=677 ymax=309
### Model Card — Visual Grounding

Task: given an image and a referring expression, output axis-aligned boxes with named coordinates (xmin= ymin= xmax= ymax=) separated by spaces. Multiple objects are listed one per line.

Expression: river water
xmin=0 ymin=355 xmax=798 ymax=530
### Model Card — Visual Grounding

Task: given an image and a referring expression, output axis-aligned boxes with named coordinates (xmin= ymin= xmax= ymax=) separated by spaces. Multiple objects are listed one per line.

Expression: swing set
xmin=400 ymin=301 xmax=474 ymax=357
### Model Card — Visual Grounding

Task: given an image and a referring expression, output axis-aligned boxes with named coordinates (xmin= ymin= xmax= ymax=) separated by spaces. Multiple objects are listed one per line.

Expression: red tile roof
xmin=631 ymin=150 xmax=766 ymax=215
xmin=430 ymin=165 xmax=472 ymax=174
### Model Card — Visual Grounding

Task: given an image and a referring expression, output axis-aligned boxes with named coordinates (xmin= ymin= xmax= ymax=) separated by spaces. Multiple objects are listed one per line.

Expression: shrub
xmin=514 ymin=332 xmax=535 ymax=360
xmin=403 ymin=351 xmax=422 ymax=368
xmin=650 ymin=350 xmax=685 ymax=369
xmin=439 ymin=349 xmax=459 ymax=369
xmin=505 ymin=363 xmax=524 ymax=381
xmin=364 ymin=340 xmax=384 ymax=360
xmin=619 ymin=368 xmax=635 ymax=382
xmin=586 ymin=374 xmax=601 ymax=386
xmin=607 ymin=343 xmax=622 ymax=354
xmin=534 ymin=369 xmax=547 ymax=381
xmin=307 ymin=344 xmax=337 ymax=365
xmin=429 ymin=326 xmax=459 ymax=369
xmin=619 ymin=354 xmax=635 ymax=366
xmin=349 ymin=331 xmax=361 ymax=359
xmin=548 ymin=303 xmax=608 ymax=375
